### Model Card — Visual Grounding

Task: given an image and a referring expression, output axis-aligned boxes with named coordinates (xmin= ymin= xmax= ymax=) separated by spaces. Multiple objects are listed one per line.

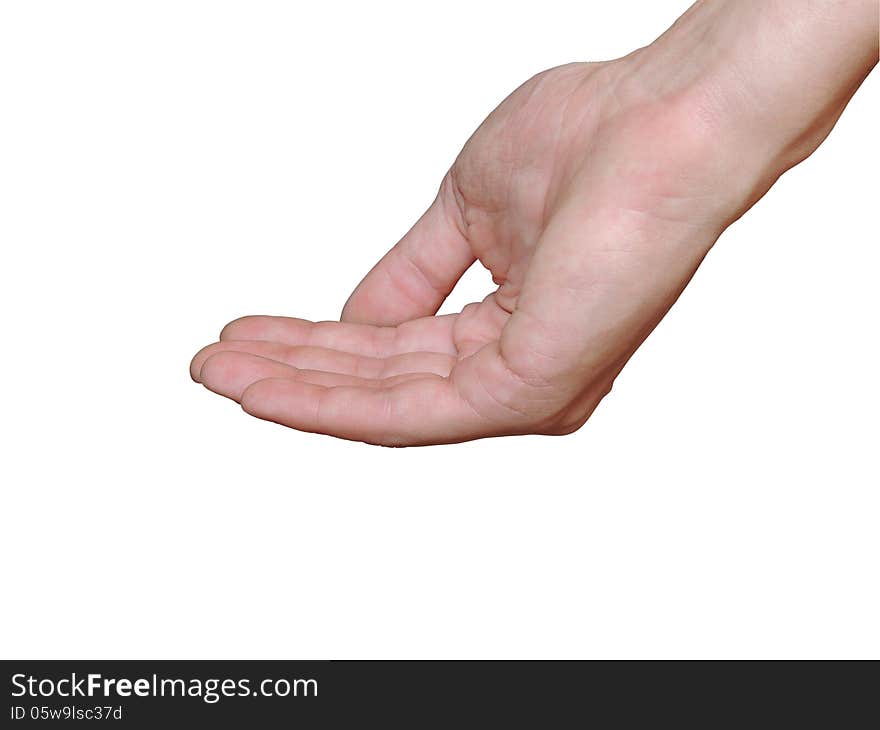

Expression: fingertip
xmin=339 ymin=300 xmax=357 ymax=324
xmin=220 ymin=315 xmax=261 ymax=340
xmin=219 ymin=317 xmax=245 ymax=341
xmin=338 ymin=307 xmax=373 ymax=326
xmin=189 ymin=356 xmax=201 ymax=383
xmin=190 ymin=343 xmax=219 ymax=382
xmin=199 ymin=351 xmax=244 ymax=400
xmin=339 ymin=290 xmax=381 ymax=324
xmin=240 ymin=377 xmax=278 ymax=416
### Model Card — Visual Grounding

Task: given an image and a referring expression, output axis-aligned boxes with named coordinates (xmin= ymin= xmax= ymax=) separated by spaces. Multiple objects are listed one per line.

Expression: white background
xmin=1 ymin=0 xmax=877 ymax=659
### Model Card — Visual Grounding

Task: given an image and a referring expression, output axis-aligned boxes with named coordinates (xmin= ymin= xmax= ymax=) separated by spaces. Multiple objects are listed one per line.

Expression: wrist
xmin=614 ymin=0 xmax=878 ymax=216
xmin=655 ymin=2 xmax=874 ymax=147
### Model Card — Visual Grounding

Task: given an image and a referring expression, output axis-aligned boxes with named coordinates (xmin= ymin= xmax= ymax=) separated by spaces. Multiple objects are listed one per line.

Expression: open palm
xmin=191 ymin=58 xmax=751 ymax=445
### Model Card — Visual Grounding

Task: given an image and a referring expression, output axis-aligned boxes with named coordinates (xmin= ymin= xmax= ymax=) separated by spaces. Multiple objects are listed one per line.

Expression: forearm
xmin=636 ymin=0 xmax=878 ymax=180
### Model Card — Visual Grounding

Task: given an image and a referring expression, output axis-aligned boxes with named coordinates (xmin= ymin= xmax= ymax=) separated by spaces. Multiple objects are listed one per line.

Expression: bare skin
xmin=191 ymin=0 xmax=878 ymax=445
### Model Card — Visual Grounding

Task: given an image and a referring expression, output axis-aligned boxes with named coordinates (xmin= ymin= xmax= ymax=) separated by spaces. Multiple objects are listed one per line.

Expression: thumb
xmin=341 ymin=174 xmax=475 ymax=326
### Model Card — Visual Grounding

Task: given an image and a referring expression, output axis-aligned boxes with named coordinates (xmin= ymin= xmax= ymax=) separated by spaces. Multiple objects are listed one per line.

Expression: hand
xmin=190 ymin=2 xmax=876 ymax=446
xmin=191 ymin=60 xmax=736 ymax=445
